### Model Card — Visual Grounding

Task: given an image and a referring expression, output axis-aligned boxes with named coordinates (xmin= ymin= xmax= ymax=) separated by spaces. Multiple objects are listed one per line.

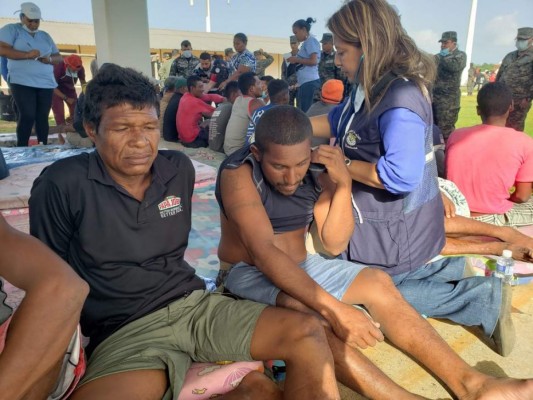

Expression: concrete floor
xmin=338 ymin=284 xmax=533 ymax=399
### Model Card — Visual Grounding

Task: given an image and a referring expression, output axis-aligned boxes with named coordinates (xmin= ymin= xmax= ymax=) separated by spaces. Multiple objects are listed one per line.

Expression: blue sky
xmin=1 ymin=0 xmax=532 ymax=64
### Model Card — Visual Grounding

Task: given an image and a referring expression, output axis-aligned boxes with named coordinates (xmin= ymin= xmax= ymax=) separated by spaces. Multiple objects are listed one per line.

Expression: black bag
xmin=0 ymin=148 xmax=9 ymax=180
xmin=0 ymin=92 xmax=16 ymax=122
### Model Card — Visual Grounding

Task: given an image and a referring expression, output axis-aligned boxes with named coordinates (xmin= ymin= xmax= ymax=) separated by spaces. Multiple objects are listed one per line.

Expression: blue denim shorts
xmin=225 ymin=253 xmax=366 ymax=305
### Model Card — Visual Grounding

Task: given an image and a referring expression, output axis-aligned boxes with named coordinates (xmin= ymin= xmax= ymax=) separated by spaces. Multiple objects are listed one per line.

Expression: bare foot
xmin=463 ymin=377 xmax=533 ymax=400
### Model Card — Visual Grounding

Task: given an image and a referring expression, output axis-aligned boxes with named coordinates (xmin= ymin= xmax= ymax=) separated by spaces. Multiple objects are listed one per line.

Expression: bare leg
xmin=217 ymin=371 xmax=282 ymax=400
xmin=277 ymin=292 xmax=424 ymax=400
xmin=341 ymin=268 xmax=533 ymax=400
xmin=250 ymin=307 xmax=340 ymax=400
xmin=21 ymin=359 xmax=63 ymax=400
xmin=444 ymin=216 xmax=533 ymax=261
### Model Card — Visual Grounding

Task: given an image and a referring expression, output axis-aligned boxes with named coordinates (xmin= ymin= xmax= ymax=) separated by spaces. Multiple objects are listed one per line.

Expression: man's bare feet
xmin=463 ymin=377 xmax=533 ymax=400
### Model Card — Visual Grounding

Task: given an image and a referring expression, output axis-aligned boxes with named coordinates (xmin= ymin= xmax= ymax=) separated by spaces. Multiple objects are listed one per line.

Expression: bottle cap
xmin=502 ymin=249 xmax=513 ymax=258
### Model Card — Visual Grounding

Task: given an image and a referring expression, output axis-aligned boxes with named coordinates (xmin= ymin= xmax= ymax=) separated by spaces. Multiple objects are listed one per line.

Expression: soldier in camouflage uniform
xmin=317 ymin=33 xmax=351 ymax=101
xmin=496 ymin=27 xmax=533 ymax=132
xmin=169 ymin=40 xmax=200 ymax=79
xmin=253 ymin=49 xmax=274 ymax=78
xmin=282 ymin=35 xmax=299 ymax=106
xmin=432 ymin=31 xmax=467 ymax=141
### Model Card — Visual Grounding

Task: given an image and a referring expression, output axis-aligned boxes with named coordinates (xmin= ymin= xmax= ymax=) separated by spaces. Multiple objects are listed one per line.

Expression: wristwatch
xmin=344 ymin=158 xmax=352 ymax=167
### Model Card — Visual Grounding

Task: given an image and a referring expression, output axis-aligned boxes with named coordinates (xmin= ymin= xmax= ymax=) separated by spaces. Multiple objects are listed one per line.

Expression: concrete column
xmin=91 ymin=0 xmax=152 ymax=76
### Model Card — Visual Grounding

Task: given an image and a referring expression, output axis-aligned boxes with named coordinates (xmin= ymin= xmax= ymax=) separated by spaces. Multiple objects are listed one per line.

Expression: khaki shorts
xmin=79 ymin=290 xmax=266 ymax=399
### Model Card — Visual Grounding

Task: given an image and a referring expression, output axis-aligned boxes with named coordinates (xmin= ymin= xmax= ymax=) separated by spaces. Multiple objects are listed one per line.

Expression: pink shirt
xmin=446 ymin=124 xmax=533 ymax=213
xmin=176 ymin=93 xmax=224 ymax=143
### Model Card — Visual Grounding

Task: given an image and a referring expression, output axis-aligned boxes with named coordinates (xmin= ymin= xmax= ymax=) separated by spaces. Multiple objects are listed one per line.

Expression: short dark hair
xmin=181 ymin=40 xmax=191 ymax=48
xmin=477 ymin=82 xmax=513 ymax=117
xmin=224 ymin=81 xmax=240 ymax=98
xmin=238 ymin=72 xmax=257 ymax=95
xmin=234 ymin=32 xmax=248 ymax=44
xmin=83 ymin=63 xmax=159 ymax=133
xmin=186 ymin=75 xmax=202 ymax=92
xmin=199 ymin=52 xmax=211 ymax=61
xmin=163 ymin=76 xmax=178 ymax=90
xmin=267 ymin=79 xmax=289 ymax=104
xmin=260 ymin=75 xmax=274 ymax=84
xmin=254 ymin=105 xmax=312 ymax=153
xmin=292 ymin=17 xmax=316 ymax=32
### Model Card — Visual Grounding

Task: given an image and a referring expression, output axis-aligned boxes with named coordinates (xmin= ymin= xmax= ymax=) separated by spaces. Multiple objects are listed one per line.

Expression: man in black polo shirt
xmin=28 ymin=64 xmax=339 ymax=400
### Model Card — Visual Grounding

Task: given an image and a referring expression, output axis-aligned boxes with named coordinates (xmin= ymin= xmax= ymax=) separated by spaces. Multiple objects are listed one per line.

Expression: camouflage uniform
xmin=255 ymin=51 xmax=274 ymax=78
xmin=316 ymin=51 xmax=351 ymax=101
xmin=169 ymin=55 xmax=200 ymax=79
xmin=432 ymin=47 xmax=467 ymax=141
xmin=466 ymin=65 xmax=475 ymax=96
xmin=496 ymin=44 xmax=533 ymax=132
xmin=282 ymin=54 xmax=299 ymax=106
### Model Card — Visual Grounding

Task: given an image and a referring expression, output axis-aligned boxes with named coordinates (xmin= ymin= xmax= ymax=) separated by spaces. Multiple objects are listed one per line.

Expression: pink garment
xmin=446 ymin=124 xmax=533 ymax=213
xmin=176 ymin=93 xmax=224 ymax=143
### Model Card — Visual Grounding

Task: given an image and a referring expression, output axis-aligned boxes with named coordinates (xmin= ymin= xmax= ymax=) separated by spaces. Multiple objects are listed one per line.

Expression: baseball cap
xmin=174 ymin=77 xmax=187 ymax=90
xmin=64 ymin=54 xmax=83 ymax=70
xmin=289 ymin=35 xmax=298 ymax=44
xmin=438 ymin=31 xmax=457 ymax=43
xmin=320 ymin=33 xmax=333 ymax=43
xmin=321 ymin=79 xmax=344 ymax=104
xmin=17 ymin=2 xmax=41 ymax=19
xmin=516 ymin=27 xmax=533 ymax=40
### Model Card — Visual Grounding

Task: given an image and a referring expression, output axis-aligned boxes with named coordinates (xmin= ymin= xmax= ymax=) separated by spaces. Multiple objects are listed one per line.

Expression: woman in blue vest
xmin=0 ymin=2 xmax=61 ymax=146
xmin=310 ymin=0 xmax=507 ymax=353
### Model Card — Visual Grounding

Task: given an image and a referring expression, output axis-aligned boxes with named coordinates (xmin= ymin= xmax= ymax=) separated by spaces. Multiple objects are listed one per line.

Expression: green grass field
xmin=1 ymin=95 xmax=532 ymax=136
xmin=457 ymin=93 xmax=533 ymax=136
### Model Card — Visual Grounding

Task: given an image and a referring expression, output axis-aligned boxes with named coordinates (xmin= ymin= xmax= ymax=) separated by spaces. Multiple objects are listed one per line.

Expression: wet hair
xmin=186 ymin=75 xmax=202 ymax=92
xmin=327 ymin=0 xmax=436 ymax=111
xmin=234 ymin=33 xmax=248 ymax=44
xmin=199 ymin=52 xmax=211 ymax=61
xmin=292 ymin=17 xmax=316 ymax=33
xmin=223 ymin=81 xmax=240 ymax=98
xmin=254 ymin=105 xmax=312 ymax=153
xmin=238 ymin=72 xmax=258 ymax=95
xmin=267 ymin=79 xmax=289 ymax=104
xmin=83 ymin=63 xmax=159 ymax=133
xmin=477 ymin=82 xmax=513 ymax=118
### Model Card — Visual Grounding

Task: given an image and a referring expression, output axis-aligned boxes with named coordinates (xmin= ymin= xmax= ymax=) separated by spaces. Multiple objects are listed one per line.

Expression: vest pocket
xmin=347 ymin=212 xmax=403 ymax=268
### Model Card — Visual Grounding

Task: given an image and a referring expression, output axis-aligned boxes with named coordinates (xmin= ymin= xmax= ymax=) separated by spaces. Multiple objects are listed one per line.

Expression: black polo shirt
xmin=29 ymin=150 xmax=205 ymax=354
xmin=162 ymin=92 xmax=183 ymax=142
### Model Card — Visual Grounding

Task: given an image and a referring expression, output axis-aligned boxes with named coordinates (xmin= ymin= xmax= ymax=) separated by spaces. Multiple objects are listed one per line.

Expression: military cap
xmin=438 ymin=31 xmax=457 ymax=42
xmin=320 ymin=33 xmax=334 ymax=43
xmin=517 ymin=27 xmax=533 ymax=40
xmin=224 ymin=47 xmax=234 ymax=56
xmin=290 ymin=35 xmax=298 ymax=44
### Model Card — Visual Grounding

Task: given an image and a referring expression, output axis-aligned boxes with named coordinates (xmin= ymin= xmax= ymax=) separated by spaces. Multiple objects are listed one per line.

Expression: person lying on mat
xmin=29 ymin=63 xmax=344 ymax=400
xmin=0 ymin=214 xmax=88 ymax=400
xmin=216 ymin=105 xmax=533 ymax=400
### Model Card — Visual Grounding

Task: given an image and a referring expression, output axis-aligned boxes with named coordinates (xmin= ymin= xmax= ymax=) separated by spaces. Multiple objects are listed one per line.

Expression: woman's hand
xmin=26 ymin=49 xmax=40 ymax=59
xmin=286 ymin=56 xmax=299 ymax=64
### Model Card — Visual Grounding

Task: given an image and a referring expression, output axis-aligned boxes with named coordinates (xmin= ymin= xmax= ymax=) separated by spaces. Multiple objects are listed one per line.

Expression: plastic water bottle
xmin=494 ymin=249 xmax=514 ymax=284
